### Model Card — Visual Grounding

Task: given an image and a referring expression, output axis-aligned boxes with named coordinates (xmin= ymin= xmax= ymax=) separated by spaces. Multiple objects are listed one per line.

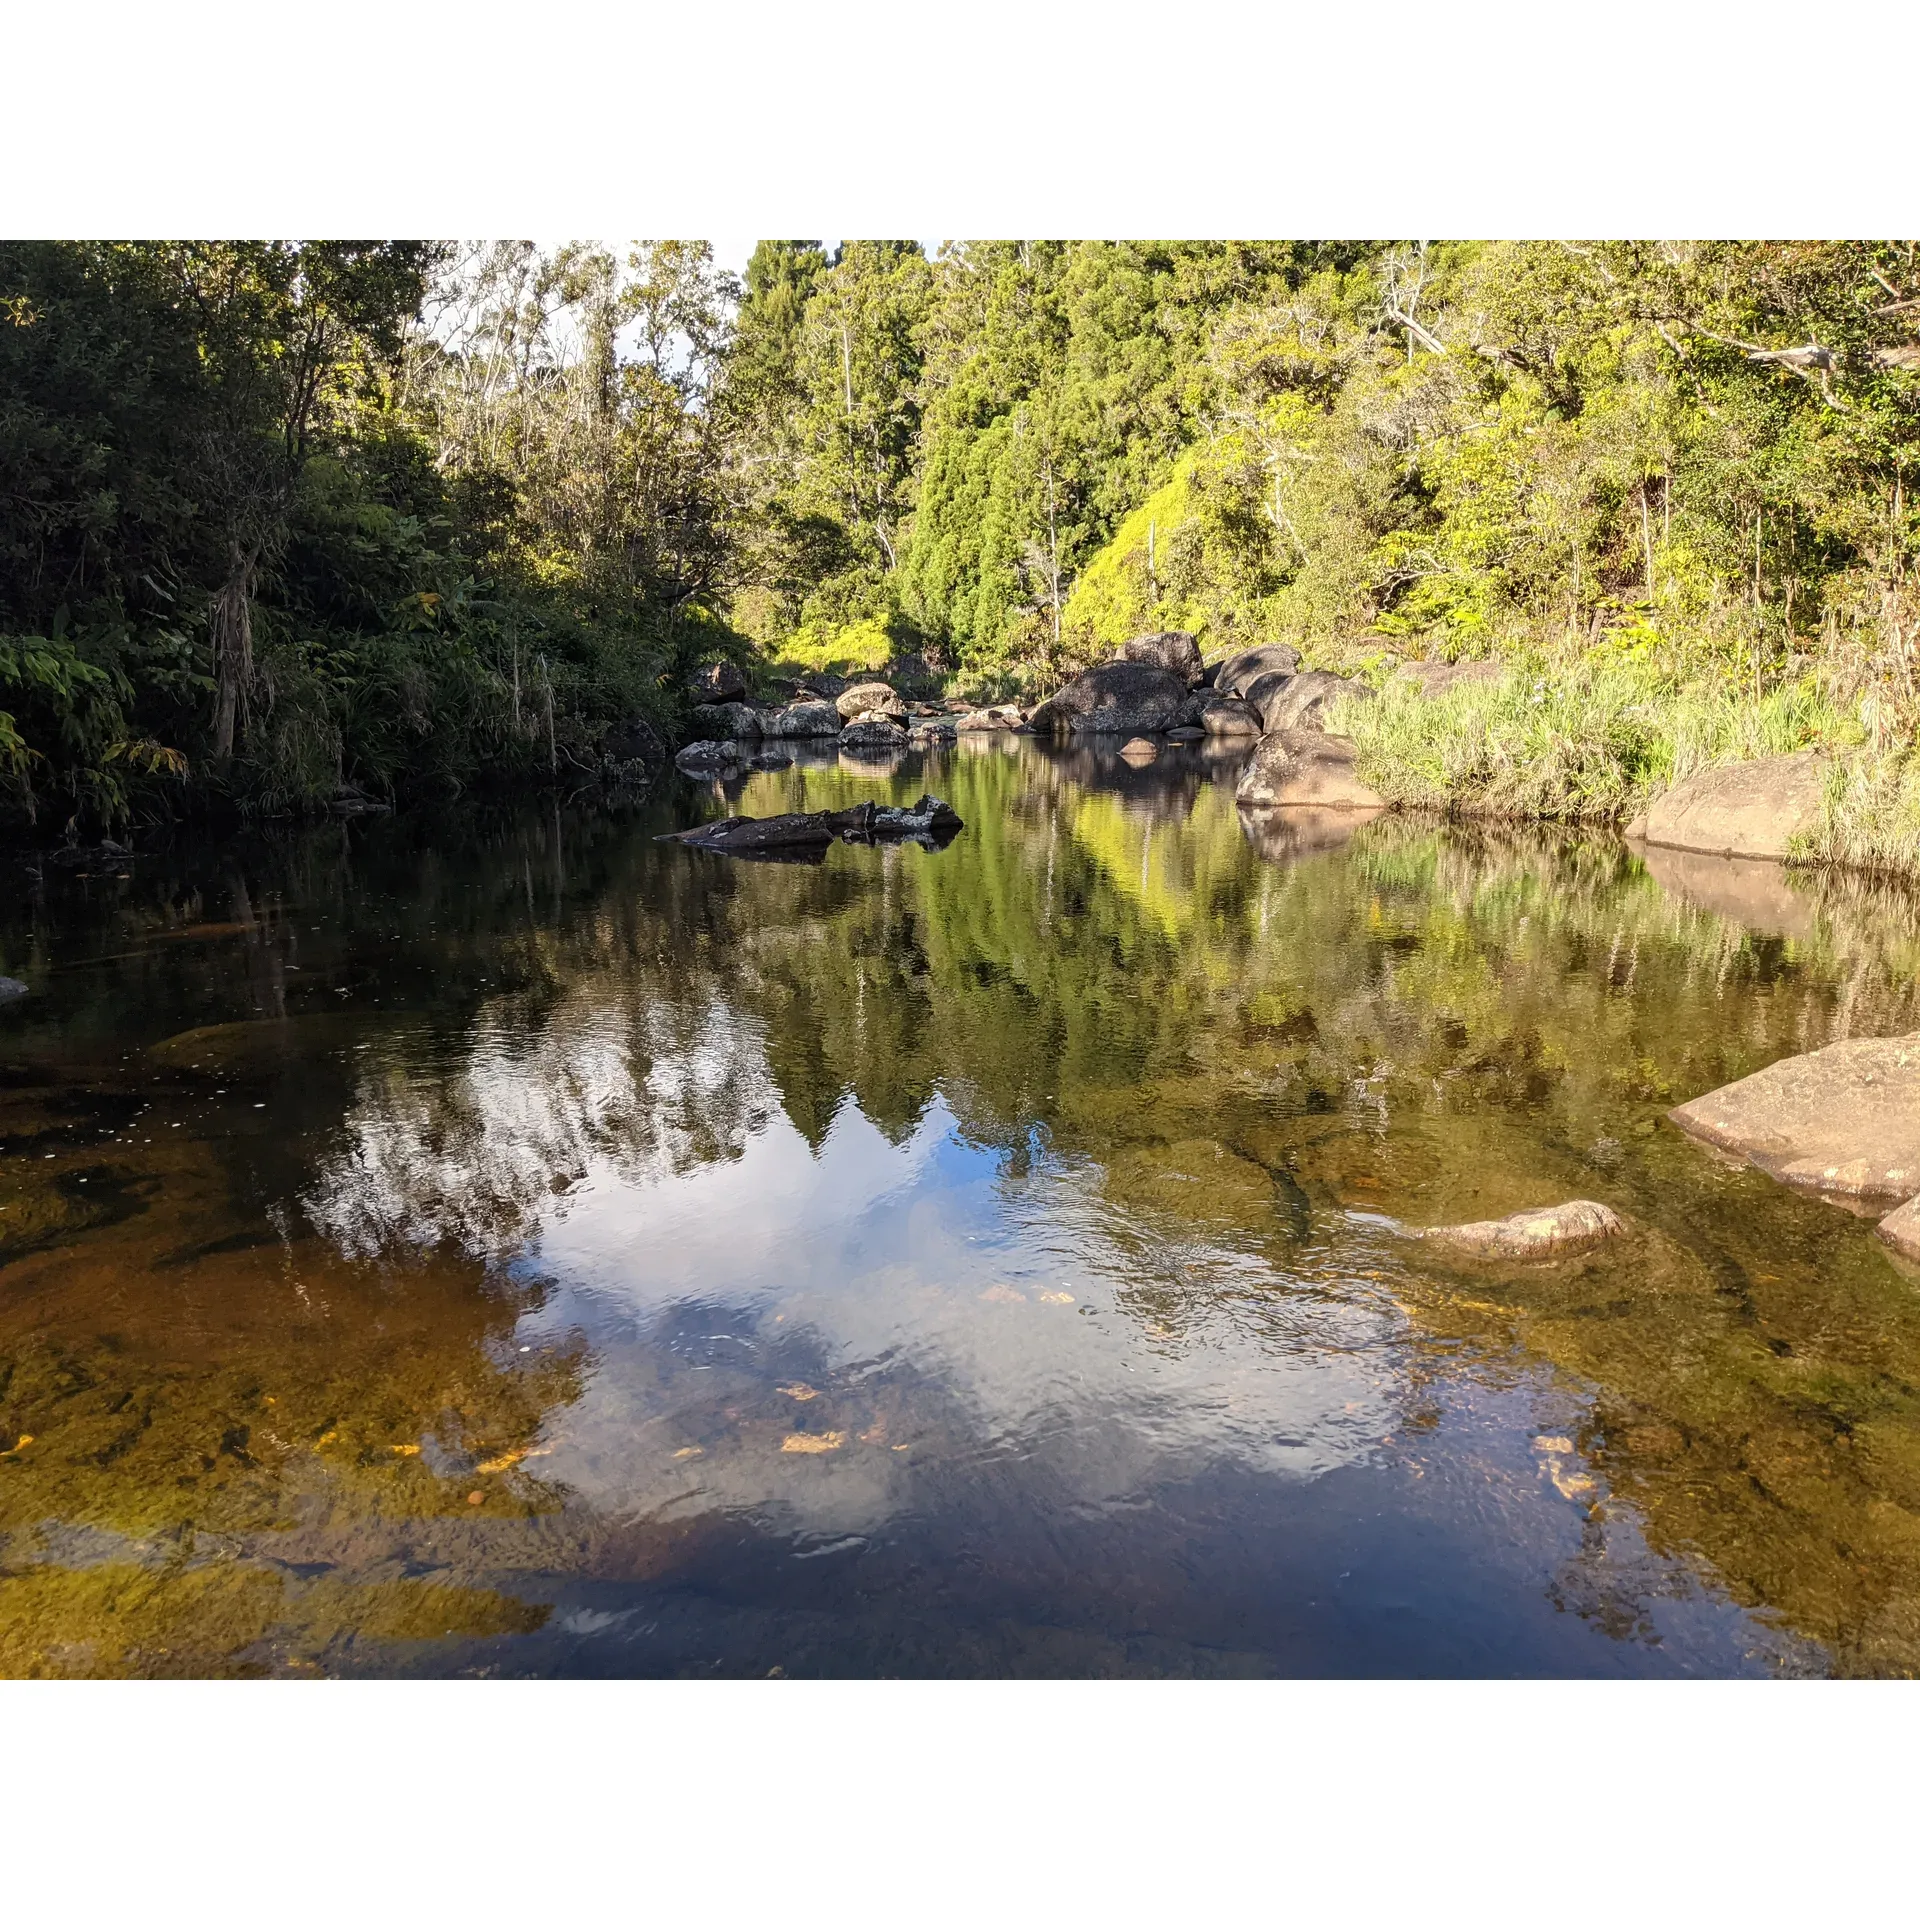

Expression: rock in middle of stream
xmin=661 ymin=795 xmax=963 ymax=859
xmin=1411 ymin=1200 xmax=1629 ymax=1260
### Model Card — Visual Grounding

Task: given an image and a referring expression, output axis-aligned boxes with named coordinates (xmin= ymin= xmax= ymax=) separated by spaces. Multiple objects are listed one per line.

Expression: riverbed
xmin=5 ymin=734 xmax=1920 ymax=1676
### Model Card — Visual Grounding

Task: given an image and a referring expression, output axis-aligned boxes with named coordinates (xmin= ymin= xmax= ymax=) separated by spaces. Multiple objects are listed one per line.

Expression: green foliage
xmin=1340 ymin=648 xmax=1860 ymax=823
xmin=0 ymin=240 xmax=738 ymax=833
xmin=767 ymin=617 xmax=896 ymax=678
xmin=1060 ymin=460 xmax=1201 ymax=649
xmin=13 ymin=237 xmax=1920 ymax=846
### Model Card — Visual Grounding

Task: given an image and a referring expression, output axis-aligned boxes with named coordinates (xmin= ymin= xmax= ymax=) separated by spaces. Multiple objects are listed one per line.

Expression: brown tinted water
xmin=6 ymin=735 xmax=1920 ymax=1677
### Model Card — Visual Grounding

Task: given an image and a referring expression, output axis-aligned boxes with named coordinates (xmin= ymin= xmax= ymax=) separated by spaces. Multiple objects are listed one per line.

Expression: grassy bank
xmin=1328 ymin=634 xmax=1920 ymax=879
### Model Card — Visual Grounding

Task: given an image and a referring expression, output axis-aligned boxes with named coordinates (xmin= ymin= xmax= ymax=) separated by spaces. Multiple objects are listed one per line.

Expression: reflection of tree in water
xmin=20 ymin=745 xmax=1920 ymax=1670
xmin=309 ymin=996 xmax=778 ymax=1258
xmin=341 ymin=758 xmax=1920 ymax=1667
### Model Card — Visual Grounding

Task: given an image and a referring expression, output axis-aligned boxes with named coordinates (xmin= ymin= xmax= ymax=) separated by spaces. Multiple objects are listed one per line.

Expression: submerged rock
xmin=687 ymin=660 xmax=747 ymax=704
xmin=908 ymin=721 xmax=958 ymax=745
xmin=1119 ymin=631 xmax=1203 ymax=683
xmin=1027 ymin=662 xmax=1189 ymax=736
xmin=1625 ymin=749 xmax=1827 ymax=861
xmin=761 ymin=699 xmax=844 ymax=740
xmin=1235 ymin=731 xmax=1386 ymax=810
xmin=1165 ymin=726 xmax=1205 ymax=743
xmin=0 ymin=976 xmax=26 ymax=1001
xmin=1415 ymin=1200 xmax=1628 ymax=1260
xmin=748 ymin=750 xmax=793 ymax=771
xmin=1669 ymin=1033 xmax=1920 ymax=1206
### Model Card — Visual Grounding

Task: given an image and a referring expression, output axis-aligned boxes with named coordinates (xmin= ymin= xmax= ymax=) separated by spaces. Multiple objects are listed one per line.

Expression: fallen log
xmin=661 ymin=794 xmax=964 ymax=857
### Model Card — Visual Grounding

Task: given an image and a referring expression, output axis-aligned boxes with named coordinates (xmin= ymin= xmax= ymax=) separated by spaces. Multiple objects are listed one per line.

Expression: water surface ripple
xmin=6 ymin=735 xmax=1920 ymax=1676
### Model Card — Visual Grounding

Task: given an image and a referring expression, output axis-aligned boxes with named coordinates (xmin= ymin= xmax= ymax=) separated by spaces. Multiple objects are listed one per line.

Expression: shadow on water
xmin=5 ymin=738 xmax=1920 ymax=1674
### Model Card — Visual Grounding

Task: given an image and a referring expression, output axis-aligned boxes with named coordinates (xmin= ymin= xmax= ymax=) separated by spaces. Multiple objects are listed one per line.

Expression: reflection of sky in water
xmin=309 ymin=997 xmax=1400 ymax=1546
xmin=296 ymin=984 xmax=1815 ymax=1681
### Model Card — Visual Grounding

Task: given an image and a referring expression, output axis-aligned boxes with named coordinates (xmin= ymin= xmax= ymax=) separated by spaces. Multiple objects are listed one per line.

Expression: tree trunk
xmin=210 ymin=540 xmax=257 ymax=763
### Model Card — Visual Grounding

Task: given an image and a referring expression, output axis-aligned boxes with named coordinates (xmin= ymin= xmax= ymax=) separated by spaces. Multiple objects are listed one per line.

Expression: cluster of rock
xmin=672 ymin=635 xmax=1491 ymax=812
xmin=1018 ymin=630 xmax=1395 ymax=813
xmin=674 ymin=664 xmax=1010 ymax=777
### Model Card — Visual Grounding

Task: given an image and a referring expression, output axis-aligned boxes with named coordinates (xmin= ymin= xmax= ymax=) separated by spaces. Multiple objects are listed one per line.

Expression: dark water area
xmin=7 ymin=734 xmax=1920 ymax=1678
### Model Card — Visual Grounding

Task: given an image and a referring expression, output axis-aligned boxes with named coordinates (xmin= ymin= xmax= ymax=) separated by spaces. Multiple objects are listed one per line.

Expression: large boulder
xmin=1120 ymin=631 xmax=1203 ymax=683
xmin=687 ymin=660 xmax=747 ymax=705
xmin=1414 ymin=1200 xmax=1628 ymax=1261
xmin=1670 ymin=1033 xmax=1920 ymax=1206
xmin=1213 ymin=642 xmax=1301 ymax=701
xmin=840 ymin=717 xmax=909 ymax=756
xmin=1625 ymin=750 xmax=1827 ymax=862
xmin=1256 ymin=669 xmax=1373 ymax=734
xmin=689 ymin=701 xmax=762 ymax=741
xmin=836 ymin=681 xmax=906 ymax=721
xmin=761 ymin=699 xmax=844 ymax=740
xmin=1235 ymin=731 xmax=1386 ymax=810
xmin=1027 ymin=662 xmax=1189 ymax=735
xmin=675 ymin=739 xmax=747 ymax=776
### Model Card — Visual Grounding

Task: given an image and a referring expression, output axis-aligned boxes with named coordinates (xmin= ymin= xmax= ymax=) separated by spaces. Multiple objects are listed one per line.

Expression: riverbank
xmin=1316 ymin=643 xmax=1920 ymax=882
xmin=892 ymin=628 xmax=1920 ymax=886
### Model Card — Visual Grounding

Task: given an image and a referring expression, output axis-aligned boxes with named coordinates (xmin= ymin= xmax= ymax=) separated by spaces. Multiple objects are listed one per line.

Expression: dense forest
xmin=5 ymin=240 xmax=1919 ymax=850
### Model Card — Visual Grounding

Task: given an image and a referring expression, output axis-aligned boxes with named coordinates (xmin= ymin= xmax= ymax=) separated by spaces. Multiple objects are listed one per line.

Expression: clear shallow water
xmin=6 ymin=736 xmax=1920 ymax=1676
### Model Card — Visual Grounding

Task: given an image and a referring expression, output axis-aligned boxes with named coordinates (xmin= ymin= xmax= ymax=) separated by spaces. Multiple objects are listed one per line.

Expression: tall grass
xmin=1806 ymin=750 xmax=1920 ymax=878
xmin=1337 ymin=647 xmax=1863 ymax=828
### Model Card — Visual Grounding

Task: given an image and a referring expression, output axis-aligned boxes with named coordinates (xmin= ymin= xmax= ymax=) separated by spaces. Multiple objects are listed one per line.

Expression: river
xmin=6 ymin=733 xmax=1920 ymax=1676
